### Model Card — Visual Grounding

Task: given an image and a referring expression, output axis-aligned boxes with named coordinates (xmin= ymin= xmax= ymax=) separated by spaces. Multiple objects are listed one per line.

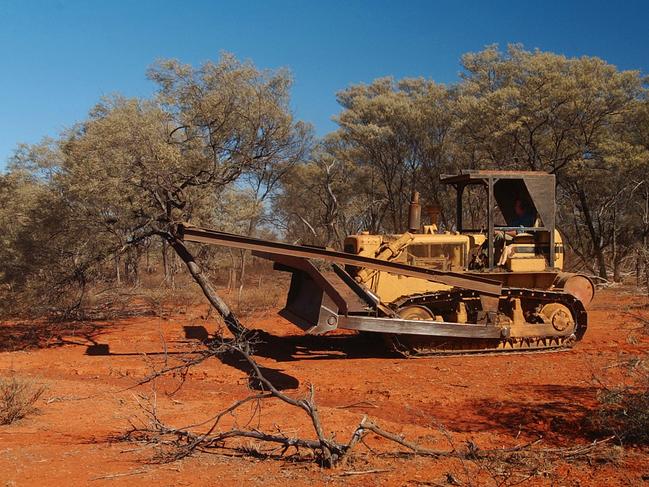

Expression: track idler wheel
xmin=553 ymin=273 xmax=595 ymax=308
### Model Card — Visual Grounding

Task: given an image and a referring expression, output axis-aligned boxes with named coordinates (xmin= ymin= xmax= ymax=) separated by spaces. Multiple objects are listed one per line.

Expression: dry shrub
xmin=595 ymin=358 xmax=649 ymax=444
xmin=0 ymin=279 xmax=84 ymax=320
xmin=227 ymin=276 xmax=289 ymax=318
xmin=593 ymin=308 xmax=649 ymax=444
xmin=138 ymin=286 xmax=176 ymax=317
xmin=0 ymin=376 xmax=46 ymax=425
xmin=74 ymin=276 xmax=202 ymax=321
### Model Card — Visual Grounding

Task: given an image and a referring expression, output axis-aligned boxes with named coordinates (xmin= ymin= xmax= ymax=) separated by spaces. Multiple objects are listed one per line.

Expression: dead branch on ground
xmin=121 ymin=333 xmax=618 ymax=475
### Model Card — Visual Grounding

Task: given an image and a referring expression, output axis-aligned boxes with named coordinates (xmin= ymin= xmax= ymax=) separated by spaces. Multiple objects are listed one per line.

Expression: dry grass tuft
xmin=225 ymin=276 xmax=289 ymax=318
xmin=0 ymin=376 xmax=46 ymax=425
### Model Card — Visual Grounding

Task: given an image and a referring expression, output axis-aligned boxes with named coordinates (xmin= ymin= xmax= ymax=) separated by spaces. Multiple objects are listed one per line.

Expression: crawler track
xmin=385 ymin=287 xmax=588 ymax=356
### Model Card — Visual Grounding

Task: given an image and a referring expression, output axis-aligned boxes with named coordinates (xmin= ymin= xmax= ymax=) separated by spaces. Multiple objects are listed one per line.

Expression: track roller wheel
xmin=397 ymin=305 xmax=436 ymax=321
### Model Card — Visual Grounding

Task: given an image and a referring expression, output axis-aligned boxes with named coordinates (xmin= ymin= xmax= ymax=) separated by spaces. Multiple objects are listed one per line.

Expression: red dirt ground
xmin=1 ymin=287 xmax=648 ymax=486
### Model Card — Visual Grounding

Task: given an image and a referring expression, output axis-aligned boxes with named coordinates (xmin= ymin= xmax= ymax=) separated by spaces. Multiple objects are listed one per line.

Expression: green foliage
xmin=451 ymin=45 xmax=649 ymax=278
xmin=273 ymin=135 xmax=375 ymax=246
xmin=0 ymin=53 xmax=311 ymax=317
xmin=275 ymin=44 xmax=649 ymax=281
xmin=1 ymin=46 xmax=648 ymax=318
xmin=335 ymin=76 xmax=456 ymax=232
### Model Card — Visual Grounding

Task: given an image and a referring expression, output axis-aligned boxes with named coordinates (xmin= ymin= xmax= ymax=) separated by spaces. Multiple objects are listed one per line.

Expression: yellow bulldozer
xmin=179 ymin=169 xmax=594 ymax=355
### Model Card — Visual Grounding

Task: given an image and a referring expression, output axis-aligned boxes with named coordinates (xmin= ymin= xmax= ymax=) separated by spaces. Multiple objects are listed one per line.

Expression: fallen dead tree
xmin=120 ymin=332 xmax=618 ymax=477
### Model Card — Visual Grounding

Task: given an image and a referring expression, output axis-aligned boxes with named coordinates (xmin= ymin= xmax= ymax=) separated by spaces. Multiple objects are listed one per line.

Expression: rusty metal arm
xmin=177 ymin=224 xmax=502 ymax=297
xmin=337 ymin=315 xmax=506 ymax=338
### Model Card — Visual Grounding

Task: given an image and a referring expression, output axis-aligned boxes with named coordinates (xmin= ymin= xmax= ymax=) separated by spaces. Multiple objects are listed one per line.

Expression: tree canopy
xmin=1 ymin=46 xmax=647 ymax=317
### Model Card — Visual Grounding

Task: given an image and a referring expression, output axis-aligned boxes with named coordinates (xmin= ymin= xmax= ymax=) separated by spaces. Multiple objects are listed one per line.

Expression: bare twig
xmin=338 ymin=468 xmax=391 ymax=476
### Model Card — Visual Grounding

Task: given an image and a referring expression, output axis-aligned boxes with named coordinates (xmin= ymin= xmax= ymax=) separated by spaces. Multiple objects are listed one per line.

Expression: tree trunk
xmin=170 ymin=251 xmax=176 ymax=290
xmin=237 ymin=249 xmax=247 ymax=312
xmin=163 ymin=232 xmax=247 ymax=337
xmin=577 ymin=189 xmax=608 ymax=280
xmin=162 ymin=241 xmax=170 ymax=286
xmin=238 ymin=250 xmax=247 ymax=290
xmin=227 ymin=267 xmax=234 ymax=291
xmin=612 ymin=206 xmax=621 ymax=282
xmin=594 ymin=246 xmax=608 ymax=281
xmin=133 ymin=251 xmax=140 ymax=286
xmin=146 ymin=244 xmax=152 ymax=274
xmin=114 ymin=255 xmax=121 ymax=285
xmin=228 ymin=248 xmax=237 ymax=290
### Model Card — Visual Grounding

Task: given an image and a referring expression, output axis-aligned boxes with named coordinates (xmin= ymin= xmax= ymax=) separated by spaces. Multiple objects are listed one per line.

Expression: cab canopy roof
xmin=440 ymin=169 xmax=557 ymax=269
xmin=440 ymin=169 xmax=554 ymax=186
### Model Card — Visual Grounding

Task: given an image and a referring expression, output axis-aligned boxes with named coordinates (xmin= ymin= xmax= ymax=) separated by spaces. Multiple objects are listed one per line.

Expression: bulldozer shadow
xmin=251 ymin=329 xmax=394 ymax=362
xmin=184 ymin=326 xmax=395 ymax=362
xmin=183 ymin=326 xmax=393 ymax=363
xmin=183 ymin=326 xmax=393 ymax=391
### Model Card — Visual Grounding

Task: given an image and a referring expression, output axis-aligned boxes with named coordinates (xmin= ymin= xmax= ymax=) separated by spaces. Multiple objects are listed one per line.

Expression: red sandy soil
xmin=1 ymin=287 xmax=648 ymax=486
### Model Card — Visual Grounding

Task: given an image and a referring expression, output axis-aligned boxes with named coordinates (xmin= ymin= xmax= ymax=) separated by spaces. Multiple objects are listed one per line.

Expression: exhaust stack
xmin=408 ymin=191 xmax=421 ymax=233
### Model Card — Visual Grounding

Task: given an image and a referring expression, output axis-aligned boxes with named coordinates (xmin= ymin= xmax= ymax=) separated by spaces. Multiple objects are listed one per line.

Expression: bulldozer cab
xmin=440 ymin=170 xmax=557 ymax=270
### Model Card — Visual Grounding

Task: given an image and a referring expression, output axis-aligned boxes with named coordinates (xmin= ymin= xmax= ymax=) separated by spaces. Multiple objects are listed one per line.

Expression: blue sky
xmin=1 ymin=0 xmax=648 ymax=168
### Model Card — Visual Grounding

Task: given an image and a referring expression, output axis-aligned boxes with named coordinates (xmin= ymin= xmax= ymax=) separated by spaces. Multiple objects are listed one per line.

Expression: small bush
xmin=227 ymin=277 xmax=289 ymax=318
xmin=0 ymin=376 xmax=46 ymax=425
xmin=595 ymin=359 xmax=649 ymax=444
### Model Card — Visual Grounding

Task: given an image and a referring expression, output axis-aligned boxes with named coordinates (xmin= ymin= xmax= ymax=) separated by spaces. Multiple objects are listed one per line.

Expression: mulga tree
xmin=335 ymin=77 xmax=456 ymax=233
xmin=454 ymin=45 xmax=648 ymax=278
xmin=8 ymin=54 xmax=311 ymax=327
xmin=273 ymin=134 xmax=373 ymax=248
